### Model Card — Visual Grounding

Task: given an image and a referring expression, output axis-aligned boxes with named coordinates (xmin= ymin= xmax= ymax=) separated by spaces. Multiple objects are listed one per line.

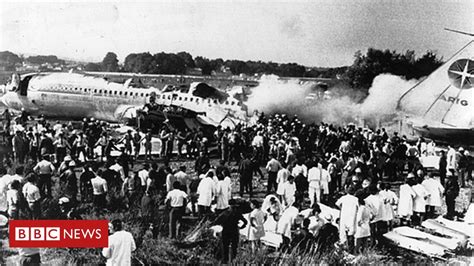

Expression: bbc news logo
xmin=9 ymin=220 xmax=108 ymax=248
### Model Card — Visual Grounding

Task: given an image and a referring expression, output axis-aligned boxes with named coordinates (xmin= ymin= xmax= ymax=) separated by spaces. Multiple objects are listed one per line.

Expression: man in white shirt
xmin=102 ymin=219 xmax=136 ymax=266
xmin=0 ymin=168 xmax=12 ymax=199
xmin=23 ymin=173 xmax=41 ymax=219
xmin=276 ymin=165 xmax=291 ymax=202
xmin=335 ymin=187 xmax=359 ymax=253
xmin=446 ymin=146 xmax=457 ymax=173
xmin=165 ymin=181 xmax=188 ymax=238
xmin=197 ymin=172 xmax=216 ymax=218
xmin=110 ymin=159 xmax=126 ymax=182
xmin=91 ymin=169 xmax=108 ymax=209
xmin=34 ymin=154 xmax=56 ymax=197
xmin=422 ymin=173 xmax=444 ymax=218
xmin=276 ymin=201 xmax=299 ymax=247
xmin=364 ymin=186 xmax=385 ymax=246
xmin=137 ymin=164 xmax=149 ymax=193
xmin=308 ymin=163 xmax=322 ymax=206
xmin=215 ymin=173 xmax=231 ymax=214
xmin=174 ymin=166 xmax=188 ymax=191
xmin=281 ymin=176 xmax=296 ymax=208
xmin=292 ymin=160 xmax=308 ymax=203
xmin=265 ymin=155 xmax=282 ymax=193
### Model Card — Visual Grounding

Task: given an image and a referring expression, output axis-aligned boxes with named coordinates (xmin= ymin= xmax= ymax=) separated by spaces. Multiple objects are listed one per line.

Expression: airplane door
xmin=18 ymin=75 xmax=34 ymax=96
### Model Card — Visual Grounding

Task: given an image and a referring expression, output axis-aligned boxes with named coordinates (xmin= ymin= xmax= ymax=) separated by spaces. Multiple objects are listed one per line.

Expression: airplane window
xmin=157 ymin=95 xmax=161 ymax=99
xmin=168 ymin=96 xmax=171 ymax=100
xmin=184 ymin=97 xmax=188 ymax=101
xmin=119 ymin=91 xmax=123 ymax=96
xmin=179 ymin=97 xmax=182 ymax=101
xmin=231 ymin=102 xmax=235 ymax=105
xmin=114 ymin=91 xmax=117 ymax=95
xmin=146 ymin=93 xmax=149 ymax=97
xmin=190 ymin=98 xmax=193 ymax=102
xmin=237 ymin=102 xmax=241 ymax=106
xmin=214 ymin=100 xmax=218 ymax=104
xmin=99 ymin=90 xmax=102 ymax=94
xmin=94 ymin=89 xmax=97 ymax=93
xmin=141 ymin=93 xmax=144 ymax=97
xmin=124 ymin=92 xmax=128 ymax=96
xmin=225 ymin=101 xmax=229 ymax=105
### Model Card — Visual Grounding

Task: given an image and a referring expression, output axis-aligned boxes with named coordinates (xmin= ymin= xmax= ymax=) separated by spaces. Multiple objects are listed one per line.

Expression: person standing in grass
xmin=23 ymin=173 xmax=41 ymax=220
xmin=102 ymin=219 xmax=136 ymax=266
xmin=398 ymin=174 xmax=416 ymax=225
xmin=248 ymin=199 xmax=266 ymax=252
xmin=335 ymin=186 xmax=358 ymax=253
xmin=6 ymin=180 xmax=21 ymax=219
xmin=355 ymin=196 xmax=370 ymax=254
xmin=165 ymin=181 xmax=187 ymax=239
xmin=213 ymin=199 xmax=248 ymax=264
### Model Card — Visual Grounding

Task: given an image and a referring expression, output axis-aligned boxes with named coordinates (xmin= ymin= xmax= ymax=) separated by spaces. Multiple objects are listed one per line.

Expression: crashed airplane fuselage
xmin=0 ymin=72 xmax=257 ymax=129
xmin=156 ymin=82 xmax=258 ymax=129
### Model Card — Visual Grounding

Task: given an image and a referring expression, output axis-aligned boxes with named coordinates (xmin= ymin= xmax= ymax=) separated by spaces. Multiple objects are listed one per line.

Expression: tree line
xmin=0 ymin=51 xmax=65 ymax=70
xmin=84 ymin=51 xmax=348 ymax=79
xmin=1 ymin=48 xmax=444 ymax=90
xmin=346 ymin=49 xmax=443 ymax=89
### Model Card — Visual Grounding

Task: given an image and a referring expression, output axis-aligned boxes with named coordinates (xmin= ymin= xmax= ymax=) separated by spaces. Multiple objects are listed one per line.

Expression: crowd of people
xmin=0 ymin=109 xmax=472 ymax=264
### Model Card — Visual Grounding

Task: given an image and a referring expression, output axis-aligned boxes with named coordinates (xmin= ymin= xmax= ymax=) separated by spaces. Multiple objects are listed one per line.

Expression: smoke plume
xmin=246 ymin=74 xmax=419 ymax=126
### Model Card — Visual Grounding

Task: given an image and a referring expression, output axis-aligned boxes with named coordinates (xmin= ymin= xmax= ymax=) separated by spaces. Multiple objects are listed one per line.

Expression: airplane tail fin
xmin=397 ymin=40 xmax=474 ymax=129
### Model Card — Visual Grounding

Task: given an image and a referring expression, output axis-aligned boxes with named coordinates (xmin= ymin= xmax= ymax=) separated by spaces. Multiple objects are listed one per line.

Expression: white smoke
xmin=359 ymin=74 xmax=419 ymax=121
xmin=246 ymin=74 xmax=419 ymax=126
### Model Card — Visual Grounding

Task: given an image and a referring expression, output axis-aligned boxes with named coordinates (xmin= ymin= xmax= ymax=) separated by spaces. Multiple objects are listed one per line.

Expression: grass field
xmin=0 ymin=153 xmax=472 ymax=264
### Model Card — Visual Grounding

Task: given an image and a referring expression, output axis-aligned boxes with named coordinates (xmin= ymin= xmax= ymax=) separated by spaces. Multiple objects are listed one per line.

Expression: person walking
xmin=265 ymin=155 xmax=282 ymax=193
xmin=248 ymin=199 xmax=266 ymax=253
xmin=33 ymin=154 xmax=55 ymax=197
xmin=102 ymin=219 xmax=136 ymax=266
xmin=398 ymin=174 xmax=417 ymax=225
xmin=165 ymin=181 xmax=187 ymax=239
xmin=197 ymin=172 xmax=216 ymax=218
xmin=422 ymin=173 xmax=444 ymax=218
xmin=444 ymin=173 xmax=459 ymax=220
xmin=23 ymin=173 xmax=41 ymax=219
xmin=91 ymin=169 xmax=108 ymax=210
xmin=6 ymin=180 xmax=21 ymax=219
xmin=335 ymin=186 xmax=359 ymax=253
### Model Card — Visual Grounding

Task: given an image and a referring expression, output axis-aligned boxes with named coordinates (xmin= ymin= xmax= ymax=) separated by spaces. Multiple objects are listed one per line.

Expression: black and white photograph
xmin=0 ymin=0 xmax=473 ymax=264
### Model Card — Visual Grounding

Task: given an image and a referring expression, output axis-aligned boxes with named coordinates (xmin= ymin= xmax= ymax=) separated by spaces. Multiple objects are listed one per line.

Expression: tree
xmin=412 ymin=51 xmax=443 ymax=79
xmin=84 ymin=63 xmax=102 ymax=71
xmin=102 ymin=52 xmax=119 ymax=72
xmin=177 ymin=51 xmax=195 ymax=68
xmin=153 ymin=52 xmax=186 ymax=74
xmin=0 ymin=51 xmax=21 ymax=70
xmin=123 ymin=53 xmax=156 ymax=73
xmin=195 ymin=56 xmax=213 ymax=75
xmin=345 ymin=48 xmax=443 ymax=89
xmin=225 ymin=60 xmax=249 ymax=75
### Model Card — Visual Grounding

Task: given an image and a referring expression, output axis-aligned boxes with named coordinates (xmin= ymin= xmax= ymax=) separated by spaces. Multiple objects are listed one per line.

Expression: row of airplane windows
xmin=48 ymin=86 xmax=240 ymax=106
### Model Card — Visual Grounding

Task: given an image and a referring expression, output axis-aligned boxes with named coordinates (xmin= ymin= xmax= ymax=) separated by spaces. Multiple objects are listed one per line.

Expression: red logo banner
xmin=9 ymin=220 xmax=109 ymax=248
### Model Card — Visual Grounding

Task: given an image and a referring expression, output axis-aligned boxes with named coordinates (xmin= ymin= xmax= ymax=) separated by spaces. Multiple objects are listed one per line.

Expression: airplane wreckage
xmin=0 ymin=72 xmax=259 ymax=133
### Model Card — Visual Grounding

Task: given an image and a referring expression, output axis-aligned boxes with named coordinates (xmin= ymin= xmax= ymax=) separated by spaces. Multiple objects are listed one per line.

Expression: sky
xmin=0 ymin=0 xmax=473 ymax=67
